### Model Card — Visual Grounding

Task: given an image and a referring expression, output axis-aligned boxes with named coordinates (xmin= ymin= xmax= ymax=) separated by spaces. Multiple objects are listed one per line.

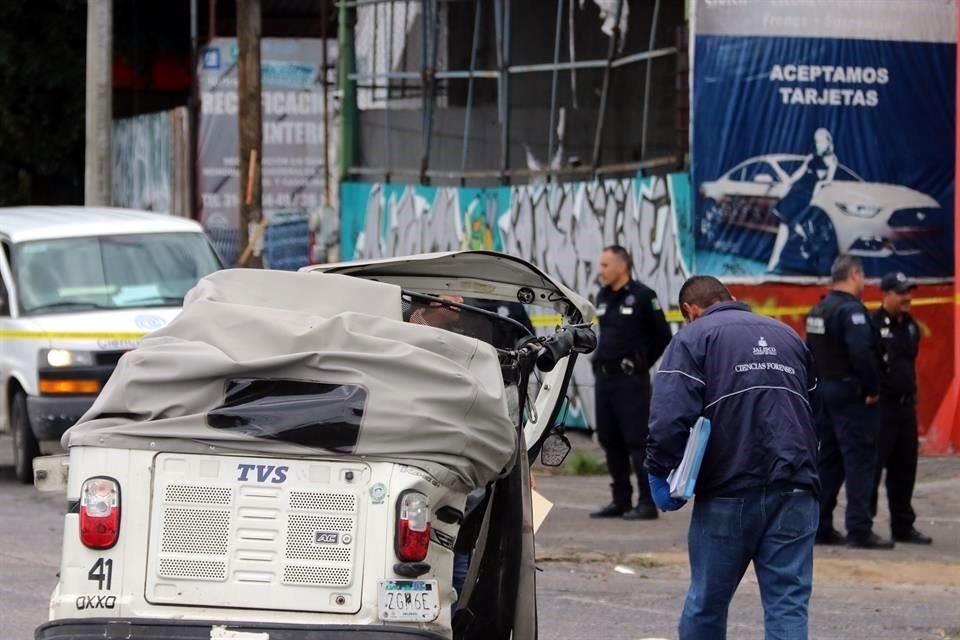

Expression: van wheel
xmin=11 ymin=392 xmax=39 ymax=484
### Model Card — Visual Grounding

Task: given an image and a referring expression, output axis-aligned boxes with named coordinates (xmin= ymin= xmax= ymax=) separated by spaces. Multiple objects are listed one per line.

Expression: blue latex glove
xmin=648 ymin=473 xmax=687 ymax=512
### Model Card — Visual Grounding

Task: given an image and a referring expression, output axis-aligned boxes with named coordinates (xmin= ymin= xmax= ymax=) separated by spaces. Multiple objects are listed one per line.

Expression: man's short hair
xmin=678 ymin=275 xmax=733 ymax=310
xmin=830 ymin=254 xmax=863 ymax=283
xmin=602 ymin=244 xmax=633 ymax=269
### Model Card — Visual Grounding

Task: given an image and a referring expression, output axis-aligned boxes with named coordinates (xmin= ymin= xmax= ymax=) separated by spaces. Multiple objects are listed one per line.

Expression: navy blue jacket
xmin=645 ymin=301 xmax=819 ymax=498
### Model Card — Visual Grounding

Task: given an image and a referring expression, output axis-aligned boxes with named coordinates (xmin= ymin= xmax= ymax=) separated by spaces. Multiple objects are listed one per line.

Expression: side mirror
xmin=540 ymin=433 xmax=572 ymax=467
xmin=753 ymin=174 xmax=774 ymax=184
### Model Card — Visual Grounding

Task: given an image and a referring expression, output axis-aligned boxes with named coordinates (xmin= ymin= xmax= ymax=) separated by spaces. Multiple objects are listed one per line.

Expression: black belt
xmin=595 ymin=356 xmax=641 ymax=376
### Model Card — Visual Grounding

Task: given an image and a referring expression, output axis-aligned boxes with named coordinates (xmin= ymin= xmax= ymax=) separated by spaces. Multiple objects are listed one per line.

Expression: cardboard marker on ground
xmin=532 ymin=489 xmax=554 ymax=532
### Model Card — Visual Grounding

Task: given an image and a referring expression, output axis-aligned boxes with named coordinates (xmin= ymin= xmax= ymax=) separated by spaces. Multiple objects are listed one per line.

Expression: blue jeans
xmin=453 ymin=551 xmax=469 ymax=600
xmin=680 ymin=482 xmax=818 ymax=640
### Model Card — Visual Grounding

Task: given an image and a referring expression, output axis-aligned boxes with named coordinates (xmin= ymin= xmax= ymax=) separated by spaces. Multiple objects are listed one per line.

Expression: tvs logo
xmin=237 ymin=463 xmax=289 ymax=484
xmin=753 ymin=337 xmax=777 ymax=357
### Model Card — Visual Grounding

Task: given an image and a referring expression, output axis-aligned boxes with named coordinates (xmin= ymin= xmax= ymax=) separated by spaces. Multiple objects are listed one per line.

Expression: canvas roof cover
xmin=63 ymin=268 xmax=518 ymax=490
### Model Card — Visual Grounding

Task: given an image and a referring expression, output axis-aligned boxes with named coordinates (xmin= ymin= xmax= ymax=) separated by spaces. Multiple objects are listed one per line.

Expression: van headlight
xmin=836 ymin=202 xmax=882 ymax=218
xmin=40 ymin=349 xmax=95 ymax=368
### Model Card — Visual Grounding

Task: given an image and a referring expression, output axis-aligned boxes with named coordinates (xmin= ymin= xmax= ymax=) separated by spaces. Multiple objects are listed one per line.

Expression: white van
xmin=0 ymin=206 xmax=223 ymax=482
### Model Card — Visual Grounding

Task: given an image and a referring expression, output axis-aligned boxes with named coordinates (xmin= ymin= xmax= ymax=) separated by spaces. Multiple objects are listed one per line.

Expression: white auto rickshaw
xmin=34 ymin=251 xmax=595 ymax=640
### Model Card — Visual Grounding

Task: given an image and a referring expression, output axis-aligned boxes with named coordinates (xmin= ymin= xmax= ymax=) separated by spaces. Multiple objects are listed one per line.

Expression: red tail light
xmin=396 ymin=491 xmax=431 ymax=562
xmin=80 ymin=477 xmax=121 ymax=550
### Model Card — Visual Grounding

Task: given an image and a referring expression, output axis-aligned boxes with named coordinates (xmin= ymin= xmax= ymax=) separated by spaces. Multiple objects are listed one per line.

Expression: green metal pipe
xmin=338 ymin=0 xmax=358 ymax=183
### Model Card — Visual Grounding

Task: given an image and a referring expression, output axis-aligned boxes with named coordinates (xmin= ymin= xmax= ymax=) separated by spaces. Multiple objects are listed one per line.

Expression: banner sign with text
xmin=691 ymin=0 xmax=955 ymax=280
xmin=197 ymin=38 xmax=335 ymax=266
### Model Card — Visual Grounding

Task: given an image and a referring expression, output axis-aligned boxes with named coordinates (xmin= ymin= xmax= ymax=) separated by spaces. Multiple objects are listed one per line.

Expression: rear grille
xmin=283 ymin=565 xmax=351 ymax=586
xmin=147 ymin=455 xmax=365 ymax=614
xmin=289 ymin=491 xmax=357 ymax=512
xmin=161 ymin=508 xmax=231 ymax=555
xmin=282 ymin=500 xmax=357 ymax=586
xmin=286 ymin=514 xmax=354 ymax=562
xmin=159 ymin=558 xmax=227 ymax=580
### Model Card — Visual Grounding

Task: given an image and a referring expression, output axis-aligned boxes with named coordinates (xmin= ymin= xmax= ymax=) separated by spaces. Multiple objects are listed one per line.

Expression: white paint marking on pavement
xmin=210 ymin=627 xmax=269 ymax=640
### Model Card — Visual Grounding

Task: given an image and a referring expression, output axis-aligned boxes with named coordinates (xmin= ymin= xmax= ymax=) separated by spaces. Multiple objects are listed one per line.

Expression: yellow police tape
xmin=0 ymin=331 xmax=147 ymax=340
xmin=1 ymin=293 xmax=956 ymax=338
xmin=530 ymin=294 xmax=959 ymax=328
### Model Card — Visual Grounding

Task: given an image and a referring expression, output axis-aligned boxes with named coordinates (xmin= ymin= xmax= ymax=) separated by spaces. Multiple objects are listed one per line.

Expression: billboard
xmin=691 ymin=0 xmax=956 ymax=280
xmin=197 ymin=38 xmax=336 ymax=267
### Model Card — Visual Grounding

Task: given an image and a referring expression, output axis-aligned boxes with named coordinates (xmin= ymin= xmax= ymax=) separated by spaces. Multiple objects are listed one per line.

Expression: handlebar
xmin=534 ymin=325 xmax=597 ymax=372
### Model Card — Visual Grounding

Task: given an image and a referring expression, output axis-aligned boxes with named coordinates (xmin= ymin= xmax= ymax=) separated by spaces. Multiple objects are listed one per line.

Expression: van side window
xmin=0 ymin=275 xmax=8 ymax=316
xmin=0 ymin=242 xmax=10 ymax=316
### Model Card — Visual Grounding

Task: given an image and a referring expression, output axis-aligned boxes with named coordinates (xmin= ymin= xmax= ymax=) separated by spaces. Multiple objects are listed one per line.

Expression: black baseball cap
xmin=880 ymin=272 xmax=917 ymax=294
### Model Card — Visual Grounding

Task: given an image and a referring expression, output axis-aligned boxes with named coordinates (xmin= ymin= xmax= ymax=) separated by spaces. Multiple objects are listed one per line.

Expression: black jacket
xmin=594 ymin=280 xmax=672 ymax=368
xmin=873 ymin=307 xmax=919 ymax=398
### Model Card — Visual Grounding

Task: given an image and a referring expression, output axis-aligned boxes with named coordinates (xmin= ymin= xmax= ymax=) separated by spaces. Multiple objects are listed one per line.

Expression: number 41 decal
xmin=88 ymin=558 xmax=113 ymax=591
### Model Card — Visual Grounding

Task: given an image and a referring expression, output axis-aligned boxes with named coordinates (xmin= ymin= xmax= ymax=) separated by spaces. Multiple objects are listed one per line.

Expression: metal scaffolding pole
xmin=385 ymin=0 xmax=395 ymax=176
xmin=547 ymin=0 xmax=564 ymax=167
xmin=321 ymin=0 xmax=331 ymax=204
xmin=419 ymin=0 xmax=440 ymax=183
xmin=460 ymin=0 xmax=483 ymax=174
xmin=189 ymin=0 xmax=199 ymax=218
xmin=338 ymin=0 xmax=358 ymax=181
xmin=348 ymin=51 xmax=677 ymax=84
xmin=640 ymin=0 xmax=661 ymax=161
xmin=591 ymin=0 xmax=625 ymax=170
xmin=494 ymin=0 xmax=511 ymax=180
xmin=493 ymin=0 xmax=503 ymax=126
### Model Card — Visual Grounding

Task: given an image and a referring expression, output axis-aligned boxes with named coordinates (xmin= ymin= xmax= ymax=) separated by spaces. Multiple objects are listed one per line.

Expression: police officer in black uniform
xmin=590 ymin=245 xmax=672 ymax=520
xmin=870 ymin=272 xmax=932 ymax=544
xmin=805 ymin=254 xmax=893 ymax=549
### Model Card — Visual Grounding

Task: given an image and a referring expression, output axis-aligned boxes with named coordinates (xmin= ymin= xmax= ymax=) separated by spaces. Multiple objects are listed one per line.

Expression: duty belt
xmin=595 ymin=356 xmax=640 ymax=376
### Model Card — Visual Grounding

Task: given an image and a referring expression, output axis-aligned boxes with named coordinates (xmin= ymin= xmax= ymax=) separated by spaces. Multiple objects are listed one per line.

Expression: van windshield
xmin=15 ymin=233 xmax=222 ymax=315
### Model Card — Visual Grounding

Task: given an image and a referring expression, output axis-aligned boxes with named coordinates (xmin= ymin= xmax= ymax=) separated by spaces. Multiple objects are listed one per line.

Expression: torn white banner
xmin=582 ymin=0 xmax=630 ymax=50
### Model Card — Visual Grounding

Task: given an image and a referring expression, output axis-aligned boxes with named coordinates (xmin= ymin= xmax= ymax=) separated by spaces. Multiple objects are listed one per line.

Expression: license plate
xmin=377 ymin=579 xmax=440 ymax=622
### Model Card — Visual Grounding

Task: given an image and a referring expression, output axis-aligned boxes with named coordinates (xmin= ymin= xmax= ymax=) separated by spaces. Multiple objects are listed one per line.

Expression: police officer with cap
xmin=590 ymin=245 xmax=672 ymax=520
xmin=870 ymin=272 xmax=932 ymax=544
xmin=805 ymin=254 xmax=893 ymax=548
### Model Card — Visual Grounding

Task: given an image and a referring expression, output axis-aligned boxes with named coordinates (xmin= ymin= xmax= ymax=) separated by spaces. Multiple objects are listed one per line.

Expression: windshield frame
xmin=12 ymin=231 xmax=223 ymax=317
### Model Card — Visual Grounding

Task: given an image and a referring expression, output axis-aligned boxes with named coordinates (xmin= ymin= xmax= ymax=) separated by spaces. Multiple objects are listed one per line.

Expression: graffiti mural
xmin=112 ymin=107 xmax=191 ymax=217
xmin=340 ymin=173 xmax=693 ymax=429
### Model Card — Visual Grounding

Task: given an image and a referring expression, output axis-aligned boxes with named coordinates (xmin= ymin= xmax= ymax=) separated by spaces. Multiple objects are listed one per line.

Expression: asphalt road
xmin=0 ymin=447 xmax=63 ymax=640
xmin=3 ymin=434 xmax=959 ymax=640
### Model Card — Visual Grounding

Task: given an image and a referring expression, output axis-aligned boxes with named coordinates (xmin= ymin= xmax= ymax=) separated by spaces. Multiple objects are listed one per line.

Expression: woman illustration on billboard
xmin=768 ymin=127 xmax=839 ymax=274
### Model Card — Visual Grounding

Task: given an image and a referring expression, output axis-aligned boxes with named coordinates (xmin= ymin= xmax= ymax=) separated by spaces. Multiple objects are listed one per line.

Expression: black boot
xmin=892 ymin=527 xmax=932 ymax=545
xmin=846 ymin=531 xmax=895 ymax=549
xmin=622 ymin=503 xmax=658 ymax=520
xmin=589 ymin=502 xmax=629 ymax=518
xmin=814 ymin=527 xmax=846 ymax=546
